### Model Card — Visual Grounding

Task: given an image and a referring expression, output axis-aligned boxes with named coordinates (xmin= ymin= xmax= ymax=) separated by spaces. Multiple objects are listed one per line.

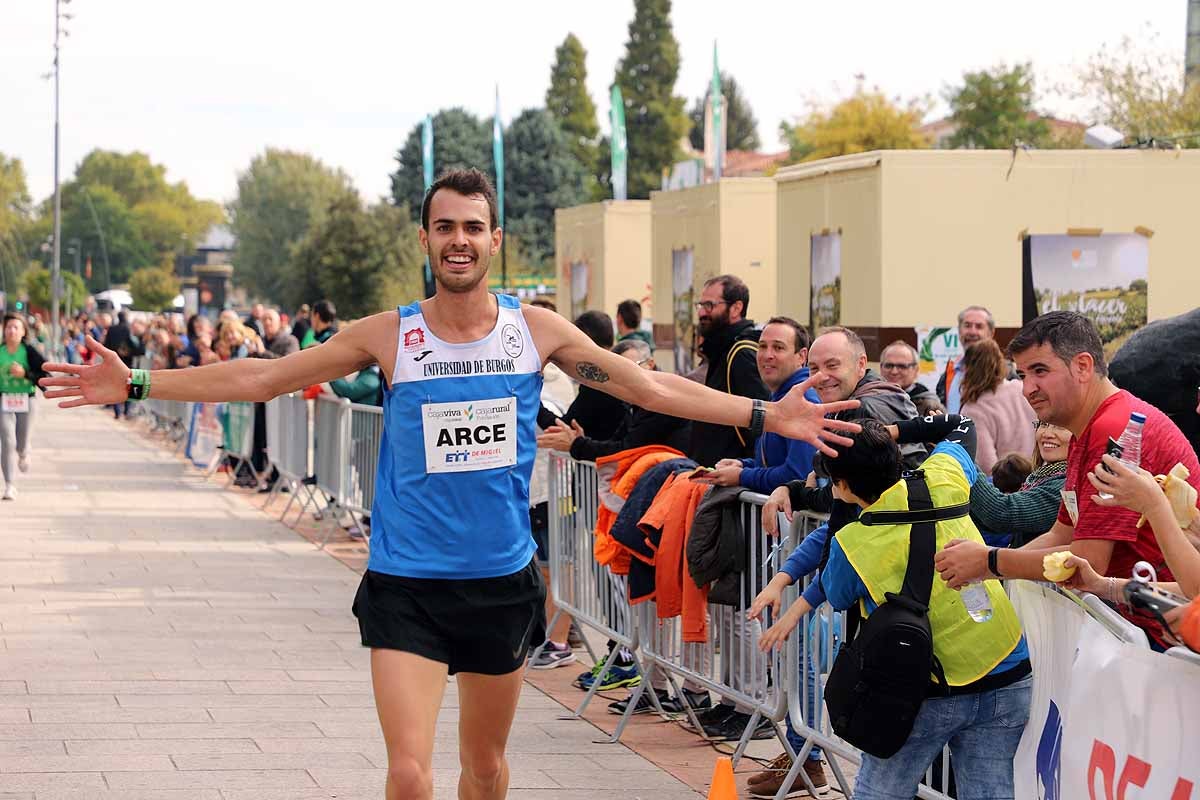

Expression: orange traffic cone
xmin=707 ymin=755 xmax=738 ymax=799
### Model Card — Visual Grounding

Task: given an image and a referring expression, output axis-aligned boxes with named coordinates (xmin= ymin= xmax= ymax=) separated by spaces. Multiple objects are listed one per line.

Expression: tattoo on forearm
xmin=576 ymin=362 xmax=610 ymax=383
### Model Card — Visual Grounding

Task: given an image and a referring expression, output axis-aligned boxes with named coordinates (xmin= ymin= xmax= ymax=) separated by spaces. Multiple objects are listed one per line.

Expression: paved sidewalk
xmin=0 ymin=402 xmax=702 ymax=800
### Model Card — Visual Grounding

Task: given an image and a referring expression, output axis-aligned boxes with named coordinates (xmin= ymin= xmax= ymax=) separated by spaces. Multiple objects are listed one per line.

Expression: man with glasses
xmin=880 ymin=340 xmax=941 ymax=410
xmin=688 ymin=274 xmax=769 ymax=468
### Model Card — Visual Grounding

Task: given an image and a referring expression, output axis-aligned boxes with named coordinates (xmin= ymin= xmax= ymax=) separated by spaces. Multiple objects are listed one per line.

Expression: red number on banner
xmin=1088 ymin=739 xmax=1195 ymax=800
xmin=1117 ymin=755 xmax=1151 ymax=798
xmin=1089 ymin=739 xmax=1117 ymax=800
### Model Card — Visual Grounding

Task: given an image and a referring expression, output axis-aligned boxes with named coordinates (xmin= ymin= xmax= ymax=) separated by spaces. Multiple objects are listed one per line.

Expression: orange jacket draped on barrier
xmin=638 ymin=473 xmax=711 ymax=643
xmin=592 ymin=445 xmax=686 ymax=575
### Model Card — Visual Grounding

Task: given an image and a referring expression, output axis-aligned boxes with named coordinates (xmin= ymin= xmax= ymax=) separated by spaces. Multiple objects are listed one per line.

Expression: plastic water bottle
xmin=960 ymin=582 xmax=993 ymax=623
xmin=1098 ymin=412 xmax=1146 ymax=499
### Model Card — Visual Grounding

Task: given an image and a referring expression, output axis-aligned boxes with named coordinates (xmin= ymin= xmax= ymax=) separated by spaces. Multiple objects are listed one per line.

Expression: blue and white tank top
xmin=369 ymin=294 xmax=544 ymax=579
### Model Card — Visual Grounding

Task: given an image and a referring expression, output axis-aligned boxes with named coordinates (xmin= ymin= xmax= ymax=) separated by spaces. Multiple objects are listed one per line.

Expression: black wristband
xmin=749 ymin=399 xmax=766 ymax=439
xmin=987 ymin=547 xmax=1002 ymax=578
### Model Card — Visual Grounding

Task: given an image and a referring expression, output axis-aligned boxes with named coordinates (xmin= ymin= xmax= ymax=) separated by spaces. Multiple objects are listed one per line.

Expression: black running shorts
xmin=352 ymin=559 xmax=547 ymax=675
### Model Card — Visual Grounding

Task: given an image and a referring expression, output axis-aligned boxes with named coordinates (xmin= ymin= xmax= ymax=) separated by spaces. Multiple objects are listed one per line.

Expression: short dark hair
xmin=764 ymin=316 xmax=811 ymax=352
xmin=421 ymin=168 xmax=499 ymax=232
xmin=1008 ymin=310 xmax=1107 ymax=377
xmin=616 ymin=299 xmax=642 ymax=329
xmin=118 ymin=310 xmax=129 ymax=324
xmin=703 ymin=274 xmax=750 ymax=317
xmin=574 ymin=310 xmax=614 ymax=349
xmin=821 ymin=419 xmax=902 ymax=505
xmin=313 ymin=299 xmax=337 ymax=323
xmin=530 ymin=296 xmax=556 ymax=312
xmin=991 ymin=453 xmax=1033 ymax=494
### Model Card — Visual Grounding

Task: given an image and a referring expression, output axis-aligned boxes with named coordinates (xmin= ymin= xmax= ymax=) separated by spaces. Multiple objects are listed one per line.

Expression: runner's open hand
xmin=38 ymin=335 xmax=130 ymax=408
xmin=771 ymin=374 xmax=862 ymax=457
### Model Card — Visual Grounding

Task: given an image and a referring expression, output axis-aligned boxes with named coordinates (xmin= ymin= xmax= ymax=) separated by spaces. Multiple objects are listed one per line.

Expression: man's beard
xmin=697 ymin=310 xmax=729 ymax=336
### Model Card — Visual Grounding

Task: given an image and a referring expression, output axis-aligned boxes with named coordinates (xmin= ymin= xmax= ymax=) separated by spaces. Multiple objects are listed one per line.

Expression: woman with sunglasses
xmin=968 ymin=419 xmax=1072 ymax=547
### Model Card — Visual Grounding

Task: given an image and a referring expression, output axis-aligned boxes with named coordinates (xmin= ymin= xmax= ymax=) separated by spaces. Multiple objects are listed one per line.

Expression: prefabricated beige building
xmin=649 ymin=178 xmax=778 ymax=374
xmin=554 ymin=201 xmax=652 ymax=324
xmin=775 ymin=149 xmax=1200 ymax=356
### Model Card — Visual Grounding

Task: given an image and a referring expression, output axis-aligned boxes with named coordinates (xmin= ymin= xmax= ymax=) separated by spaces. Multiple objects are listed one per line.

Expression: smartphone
xmin=1102 ymin=437 xmax=1124 ymax=475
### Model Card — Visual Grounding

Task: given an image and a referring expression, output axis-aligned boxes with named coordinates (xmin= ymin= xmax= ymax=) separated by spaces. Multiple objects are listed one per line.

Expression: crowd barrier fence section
xmin=265 ymin=393 xmax=320 ymax=525
xmin=544 ymin=452 xmax=650 ymax=742
xmin=311 ymin=394 xmax=353 ymax=547
xmin=207 ymin=401 xmax=256 ymax=487
xmin=343 ymin=402 xmax=383 ymax=539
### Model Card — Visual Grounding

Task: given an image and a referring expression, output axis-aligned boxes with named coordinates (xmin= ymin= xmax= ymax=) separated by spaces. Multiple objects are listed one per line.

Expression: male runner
xmin=40 ymin=168 xmax=861 ymax=800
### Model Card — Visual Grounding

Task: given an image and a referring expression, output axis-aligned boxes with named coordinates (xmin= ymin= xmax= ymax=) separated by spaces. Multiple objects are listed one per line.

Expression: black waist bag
xmin=823 ymin=471 xmax=963 ymax=758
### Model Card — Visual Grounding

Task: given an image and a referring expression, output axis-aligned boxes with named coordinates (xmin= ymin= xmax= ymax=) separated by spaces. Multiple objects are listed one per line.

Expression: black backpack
xmin=823 ymin=470 xmax=966 ymax=758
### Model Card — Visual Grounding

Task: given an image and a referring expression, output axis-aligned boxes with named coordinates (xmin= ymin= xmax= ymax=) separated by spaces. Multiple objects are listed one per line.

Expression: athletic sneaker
xmin=607 ymin=687 xmax=712 ymax=716
xmin=17 ymin=453 xmax=29 ymax=473
xmin=572 ymin=661 xmax=604 ymax=689
xmin=529 ymin=641 xmax=577 ymax=670
xmin=2 ymin=484 xmax=15 ymax=501
xmin=579 ymin=662 xmax=641 ymax=691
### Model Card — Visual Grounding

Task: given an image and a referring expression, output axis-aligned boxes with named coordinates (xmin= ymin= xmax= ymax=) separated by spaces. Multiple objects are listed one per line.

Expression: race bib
xmin=1061 ymin=489 xmax=1079 ymax=525
xmin=422 ymin=396 xmax=517 ymax=474
xmin=1 ymin=394 xmax=30 ymax=413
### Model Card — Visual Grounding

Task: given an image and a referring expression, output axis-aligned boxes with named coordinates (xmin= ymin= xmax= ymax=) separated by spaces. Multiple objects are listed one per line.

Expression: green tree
xmin=20 ymin=266 xmax=87 ymax=314
xmin=129 ymin=265 xmax=181 ymax=310
xmin=227 ymin=148 xmax=358 ymax=306
xmin=0 ymin=155 xmax=33 ymax=293
xmin=546 ymin=34 xmax=601 ymax=169
xmin=504 ymin=109 xmax=588 ymax=270
xmin=70 ymin=149 xmax=222 ymax=255
xmin=1061 ymin=31 xmax=1200 ymax=146
xmin=56 ymin=184 xmax=153 ymax=287
xmin=613 ymin=0 xmax=690 ymax=198
xmin=688 ymin=72 xmax=761 ymax=152
xmin=293 ymin=195 xmax=423 ymax=319
xmin=943 ymin=63 xmax=1050 ymax=149
xmin=389 ymin=108 xmax=491 ymax=221
xmin=781 ymin=88 xmax=930 ymax=163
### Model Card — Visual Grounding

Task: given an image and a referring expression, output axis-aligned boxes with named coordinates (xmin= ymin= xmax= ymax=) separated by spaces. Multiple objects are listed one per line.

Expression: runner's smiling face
xmin=420 ymin=189 xmax=501 ymax=294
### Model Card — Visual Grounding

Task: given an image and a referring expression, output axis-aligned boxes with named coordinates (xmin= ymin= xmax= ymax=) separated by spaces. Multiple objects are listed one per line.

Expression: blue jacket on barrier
xmin=738 ymin=367 xmax=819 ymax=493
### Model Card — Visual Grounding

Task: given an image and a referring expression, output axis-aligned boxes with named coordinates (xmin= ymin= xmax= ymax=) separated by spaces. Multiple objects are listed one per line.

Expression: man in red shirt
xmin=936 ymin=311 xmax=1200 ymax=648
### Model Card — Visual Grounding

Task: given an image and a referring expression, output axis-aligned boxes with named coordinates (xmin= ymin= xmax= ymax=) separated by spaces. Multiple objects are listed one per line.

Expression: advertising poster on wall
xmin=1023 ymin=233 xmax=1149 ymax=357
xmin=915 ymin=326 xmax=964 ymax=388
xmin=567 ymin=260 xmax=589 ymax=322
xmin=810 ymin=233 xmax=841 ymax=331
xmin=672 ymin=248 xmax=695 ymax=376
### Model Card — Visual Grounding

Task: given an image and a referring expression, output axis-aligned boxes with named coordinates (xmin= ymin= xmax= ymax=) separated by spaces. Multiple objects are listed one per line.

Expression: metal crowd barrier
xmin=544 ymin=452 xmax=647 ymax=741
xmin=343 ymin=402 xmax=383 ymax=537
xmin=308 ymin=395 xmax=359 ymax=547
xmin=204 ymin=401 xmax=256 ymax=487
xmin=267 ymin=392 xmax=319 ymax=524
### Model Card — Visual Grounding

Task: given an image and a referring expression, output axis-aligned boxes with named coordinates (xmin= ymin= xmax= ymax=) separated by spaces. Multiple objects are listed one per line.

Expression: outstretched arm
xmin=523 ymin=305 xmax=863 ymax=457
xmin=40 ymin=313 xmax=388 ymax=407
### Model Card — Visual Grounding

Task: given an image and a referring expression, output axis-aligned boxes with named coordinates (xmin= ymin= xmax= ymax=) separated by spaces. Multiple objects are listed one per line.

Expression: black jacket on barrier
xmin=686 ymin=485 xmax=756 ymax=606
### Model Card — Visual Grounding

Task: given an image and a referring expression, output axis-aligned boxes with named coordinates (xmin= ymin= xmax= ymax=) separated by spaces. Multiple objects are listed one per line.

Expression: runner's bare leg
xmin=456 ymin=667 xmax=525 ymax=800
xmin=371 ymin=649 xmax=448 ymax=800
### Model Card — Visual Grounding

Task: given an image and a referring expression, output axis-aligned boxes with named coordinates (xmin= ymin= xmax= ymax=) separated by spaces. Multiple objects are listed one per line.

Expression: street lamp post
xmin=50 ymin=0 xmax=72 ymax=360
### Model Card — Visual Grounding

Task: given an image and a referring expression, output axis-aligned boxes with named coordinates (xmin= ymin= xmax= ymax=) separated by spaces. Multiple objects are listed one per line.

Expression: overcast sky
xmin=3 ymin=1 xmax=1187 ymax=207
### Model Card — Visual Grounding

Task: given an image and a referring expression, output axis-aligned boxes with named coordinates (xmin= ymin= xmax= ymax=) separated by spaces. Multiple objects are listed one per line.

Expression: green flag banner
xmin=493 ymin=86 xmax=505 ymax=228
xmin=711 ymin=42 xmax=723 ymax=180
xmin=610 ymin=85 xmax=627 ymax=201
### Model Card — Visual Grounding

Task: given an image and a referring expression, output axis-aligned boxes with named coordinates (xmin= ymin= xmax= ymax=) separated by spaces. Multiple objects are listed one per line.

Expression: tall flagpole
xmin=421 ymin=114 xmax=435 ymax=298
xmin=51 ymin=0 xmax=70 ymax=359
xmin=493 ymin=86 xmax=506 ymax=294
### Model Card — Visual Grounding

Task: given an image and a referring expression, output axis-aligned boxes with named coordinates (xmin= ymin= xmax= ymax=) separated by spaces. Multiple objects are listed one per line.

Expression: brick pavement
xmin=0 ymin=402 xmax=703 ymax=799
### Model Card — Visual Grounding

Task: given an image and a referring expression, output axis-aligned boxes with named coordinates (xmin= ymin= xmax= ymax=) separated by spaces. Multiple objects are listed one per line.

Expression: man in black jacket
xmin=537 ymin=310 xmax=626 ymax=442
xmin=688 ymin=274 xmax=769 ymax=466
xmin=102 ymin=311 xmax=143 ymax=419
xmin=537 ymin=339 xmax=689 ymax=460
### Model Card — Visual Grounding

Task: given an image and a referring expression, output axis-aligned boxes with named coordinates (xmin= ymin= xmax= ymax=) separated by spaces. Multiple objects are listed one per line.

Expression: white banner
xmin=1011 ymin=582 xmax=1200 ymax=800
